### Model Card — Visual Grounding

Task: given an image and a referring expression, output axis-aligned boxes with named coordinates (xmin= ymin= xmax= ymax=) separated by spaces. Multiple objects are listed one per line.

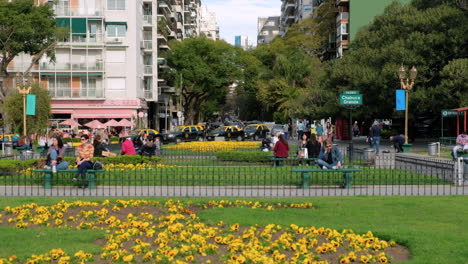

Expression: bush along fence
xmin=0 ymin=142 xmax=466 ymax=197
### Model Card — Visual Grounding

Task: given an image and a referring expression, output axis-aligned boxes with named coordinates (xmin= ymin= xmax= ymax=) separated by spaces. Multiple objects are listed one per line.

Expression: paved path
xmin=1 ymin=185 xmax=466 ymax=197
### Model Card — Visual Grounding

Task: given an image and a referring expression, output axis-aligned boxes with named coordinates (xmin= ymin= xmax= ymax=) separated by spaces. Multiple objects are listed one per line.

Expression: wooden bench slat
xmin=291 ymin=168 xmax=362 ymax=189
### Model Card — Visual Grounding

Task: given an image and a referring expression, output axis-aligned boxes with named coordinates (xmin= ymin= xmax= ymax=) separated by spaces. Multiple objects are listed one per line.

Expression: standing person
xmin=317 ymin=140 xmax=343 ymax=170
xmin=73 ymin=134 xmax=94 ymax=188
xmin=121 ymin=137 xmax=136 ymax=155
xmin=315 ymin=122 xmax=324 ymax=143
xmin=46 ymin=136 xmax=69 ymax=171
xmin=274 ymin=134 xmax=289 ymax=166
xmin=390 ymin=135 xmax=405 ymax=153
xmin=353 ymin=121 xmax=360 ymax=137
xmin=324 ymin=122 xmax=334 ymax=142
xmin=371 ymin=121 xmax=382 ymax=154
xmin=367 ymin=126 xmax=373 ymax=148
xmin=283 ymin=123 xmax=289 ymax=140
xmin=93 ymin=135 xmax=108 ymax=157
xmin=297 ymin=121 xmax=305 ymax=139
xmin=453 ymin=131 xmax=468 ymax=159
xmin=272 ymin=132 xmax=280 ymax=146
xmin=154 ymin=137 xmax=162 ymax=156
xmin=360 ymin=121 xmax=366 ymax=136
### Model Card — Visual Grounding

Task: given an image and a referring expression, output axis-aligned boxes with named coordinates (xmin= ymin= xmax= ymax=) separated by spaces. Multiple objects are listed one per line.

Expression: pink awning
xmin=72 ymin=109 xmax=133 ymax=119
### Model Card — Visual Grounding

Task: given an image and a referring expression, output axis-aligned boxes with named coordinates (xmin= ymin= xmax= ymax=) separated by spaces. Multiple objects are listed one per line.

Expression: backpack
xmin=93 ymin=161 xmax=103 ymax=170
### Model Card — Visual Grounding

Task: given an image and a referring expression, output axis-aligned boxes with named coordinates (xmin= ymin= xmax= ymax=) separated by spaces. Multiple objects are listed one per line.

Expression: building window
xmin=108 ymin=0 xmax=125 ymax=10
xmin=107 ymin=25 xmax=126 ymax=37
xmin=81 ymin=79 xmax=97 ymax=97
xmin=49 ymin=78 xmax=71 ymax=98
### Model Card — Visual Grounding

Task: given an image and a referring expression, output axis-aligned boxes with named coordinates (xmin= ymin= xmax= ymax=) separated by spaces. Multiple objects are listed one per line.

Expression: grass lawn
xmin=0 ymin=196 xmax=467 ymax=264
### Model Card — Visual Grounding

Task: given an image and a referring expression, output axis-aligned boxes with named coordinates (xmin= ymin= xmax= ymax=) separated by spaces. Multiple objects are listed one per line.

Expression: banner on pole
xmin=26 ymin=94 xmax=36 ymax=115
xmin=396 ymin=90 xmax=405 ymax=111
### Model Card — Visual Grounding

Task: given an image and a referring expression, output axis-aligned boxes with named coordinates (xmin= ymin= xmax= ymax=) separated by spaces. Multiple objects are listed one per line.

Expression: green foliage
xmin=62 ymin=138 xmax=81 ymax=143
xmin=323 ymin=1 xmax=468 ymax=122
xmin=0 ymin=0 xmax=57 ymax=75
xmin=3 ymin=82 xmax=51 ymax=135
xmin=164 ymin=37 xmax=244 ymax=124
xmin=215 ymin=151 xmax=271 ymax=162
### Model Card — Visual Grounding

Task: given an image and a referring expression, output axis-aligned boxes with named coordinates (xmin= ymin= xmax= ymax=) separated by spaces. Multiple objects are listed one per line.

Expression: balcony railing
xmin=54 ymin=9 xmax=103 ymax=17
xmin=143 ymin=15 xmax=152 ymax=25
xmin=59 ymin=34 xmax=104 ymax=44
xmin=40 ymin=63 xmax=103 ymax=71
xmin=141 ymin=40 xmax=153 ymax=50
xmin=49 ymin=88 xmax=105 ymax=99
xmin=144 ymin=90 xmax=153 ymax=100
xmin=144 ymin=65 xmax=153 ymax=75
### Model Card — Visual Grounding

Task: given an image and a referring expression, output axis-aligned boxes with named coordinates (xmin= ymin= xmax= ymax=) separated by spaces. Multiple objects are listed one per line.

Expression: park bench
xmin=440 ymin=137 xmax=456 ymax=146
xmin=32 ymin=169 xmax=105 ymax=189
xmin=291 ymin=168 xmax=362 ymax=189
xmin=272 ymin=157 xmax=317 ymax=167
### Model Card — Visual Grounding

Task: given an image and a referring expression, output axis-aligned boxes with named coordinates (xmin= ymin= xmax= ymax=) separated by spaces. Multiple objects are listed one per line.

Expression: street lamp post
xmin=398 ymin=65 xmax=417 ymax=145
xmin=16 ymin=73 xmax=32 ymax=136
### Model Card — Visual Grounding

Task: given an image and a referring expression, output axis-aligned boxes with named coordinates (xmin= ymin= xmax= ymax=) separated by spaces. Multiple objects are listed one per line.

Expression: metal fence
xmin=0 ymin=143 xmax=467 ymax=197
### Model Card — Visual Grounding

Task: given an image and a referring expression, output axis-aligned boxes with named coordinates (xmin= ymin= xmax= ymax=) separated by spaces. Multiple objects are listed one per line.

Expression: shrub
xmin=216 ymin=151 xmax=271 ymax=162
xmin=62 ymin=138 xmax=81 ymax=143
xmin=382 ymin=129 xmax=399 ymax=139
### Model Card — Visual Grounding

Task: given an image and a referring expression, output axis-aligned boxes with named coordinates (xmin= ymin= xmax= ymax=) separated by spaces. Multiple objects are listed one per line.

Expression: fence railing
xmin=0 ymin=143 xmax=466 ymax=197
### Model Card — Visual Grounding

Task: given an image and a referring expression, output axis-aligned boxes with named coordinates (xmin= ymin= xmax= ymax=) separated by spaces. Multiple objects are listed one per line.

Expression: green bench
xmin=272 ymin=157 xmax=317 ymax=167
xmin=291 ymin=168 xmax=362 ymax=189
xmin=440 ymin=137 xmax=456 ymax=145
xmin=32 ymin=169 xmax=105 ymax=189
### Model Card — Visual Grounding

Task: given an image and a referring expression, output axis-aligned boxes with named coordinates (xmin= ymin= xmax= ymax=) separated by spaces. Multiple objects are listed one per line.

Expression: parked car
xmin=270 ymin=124 xmax=285 ymax=136
xmin=0 ymin=134 xmax=20 ymax=148
xmin=206 ymin=126 xmax=244 ymax=141
xmin=162 ymin=126 xmax=205 ymax=143
xmin=243 ymin=124 xmax=270 ymax=141
xmin=135 ymin=129 xmax=160 ymax=136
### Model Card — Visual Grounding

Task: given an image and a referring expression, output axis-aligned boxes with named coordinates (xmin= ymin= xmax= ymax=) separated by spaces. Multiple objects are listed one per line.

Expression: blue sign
xmin=396 ymin=90 xmax=405 ymax=111
xmin=26 ymin=94 xmax=36 ymax=115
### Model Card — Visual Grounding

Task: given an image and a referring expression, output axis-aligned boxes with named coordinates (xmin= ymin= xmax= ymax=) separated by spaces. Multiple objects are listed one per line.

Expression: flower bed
xmin=165 ymin=142 xmax=261 ymax=152
xmin=0 ymin=200 xmax=407 ymax=264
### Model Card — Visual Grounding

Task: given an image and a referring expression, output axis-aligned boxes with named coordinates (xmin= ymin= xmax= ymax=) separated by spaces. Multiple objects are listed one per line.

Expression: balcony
xmin=143 ymin=15 xmax=152 ymax=26
xmin=49 ymin=87 xmax=105 ymax=99
xmin=40 ymin=62 xmax=104 ymax=71
xmin=54 ymin=9 xmax=103 ymax=17
xmin=144 ymin=90 xmax=154 ymax=100
xmin=141 ymin=40 xmax=153 ymax=50
xmin=144 ymin=65 xmax=153 ymax=75
xmin=160 ymin=86 xmax=176 ymax=93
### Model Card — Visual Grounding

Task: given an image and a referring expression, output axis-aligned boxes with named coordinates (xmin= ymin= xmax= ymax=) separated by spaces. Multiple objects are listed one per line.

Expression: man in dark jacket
xmin=390 ymin=135 xmax=405 ymax=153
xmin=317 ymin=140 xmax=343 ymax=169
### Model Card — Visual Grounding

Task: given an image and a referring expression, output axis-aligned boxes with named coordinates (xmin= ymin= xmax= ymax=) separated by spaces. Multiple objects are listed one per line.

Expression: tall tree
xmin=164 ymin=37 xmax=242 ymax=124
xmin=324 ymin=1 xmax=468 ymax=123
xmin=0 ymin=0 xmax=58 ymax=130
xmin=4 ymin=82 xmax=51 ymax=135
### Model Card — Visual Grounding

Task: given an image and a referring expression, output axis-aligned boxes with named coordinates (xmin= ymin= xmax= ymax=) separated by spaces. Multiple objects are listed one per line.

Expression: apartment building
xmin=8 ymin=0 xmax=202 ymax=132
xmin=234 ymin=35 xmax=253 ymax=50
xmin=279 ymin=0 xmax=314 ymax=35
xmin=257 ymin=16 xmax=280 ymax=45
xmin=199 ymin=5 xmax=219 ymax=41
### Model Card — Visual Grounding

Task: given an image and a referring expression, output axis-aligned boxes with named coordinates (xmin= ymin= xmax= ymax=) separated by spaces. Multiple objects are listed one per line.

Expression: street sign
xmin=342 ymin=91 xmax=360 ymax=95
xmin=340 ymin=94 xmax=362 ymax=105
xmin=442 ymin=110 xmax=462 ymax=117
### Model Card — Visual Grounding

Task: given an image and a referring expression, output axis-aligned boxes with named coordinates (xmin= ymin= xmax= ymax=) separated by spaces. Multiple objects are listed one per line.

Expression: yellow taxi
xmin=206 ymin=126 xmax=244 ymax=141
xmin=0 ymin=134 xmax=21 ymax=147
xmin=243 ymin=124 xmax=270 ymax=141
xmin=137 ymin=129 xmax=159 ymax=136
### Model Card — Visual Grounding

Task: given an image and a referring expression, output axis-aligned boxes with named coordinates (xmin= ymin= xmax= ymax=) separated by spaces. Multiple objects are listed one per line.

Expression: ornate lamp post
xmin=16 ymin=73 xmax=32 ymax=136
xmin=398 ymin=65 xmax=417 ymax=145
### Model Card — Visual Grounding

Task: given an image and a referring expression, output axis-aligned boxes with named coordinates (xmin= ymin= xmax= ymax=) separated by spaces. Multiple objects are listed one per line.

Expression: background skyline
xmin=203 ymin=0 xmax=281 ymax=46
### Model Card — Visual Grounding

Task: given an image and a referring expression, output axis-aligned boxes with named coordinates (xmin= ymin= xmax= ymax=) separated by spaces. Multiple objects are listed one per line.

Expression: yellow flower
xmin=122 ymin=254 xmax=134 ymax=262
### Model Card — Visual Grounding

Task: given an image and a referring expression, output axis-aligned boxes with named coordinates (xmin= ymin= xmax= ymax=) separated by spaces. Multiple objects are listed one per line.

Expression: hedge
xmin=0 ymin=155 xmax=161 ymax=174
xmin=215 ymin=151 xmax=271 ymax=162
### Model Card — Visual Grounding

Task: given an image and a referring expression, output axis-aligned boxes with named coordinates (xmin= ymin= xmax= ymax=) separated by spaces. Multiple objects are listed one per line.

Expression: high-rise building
xmin=199 ymin=5 xmax=219 ymax=40
xmin=234 ymin=35 xmax=252 ymax=50
xmin=279 ymin=0 xmax=314 ymax=35
xmin=257 ymin=16 xmax=280 ymax=45
xmin=7 ymin=0 xmax=202 ymax=131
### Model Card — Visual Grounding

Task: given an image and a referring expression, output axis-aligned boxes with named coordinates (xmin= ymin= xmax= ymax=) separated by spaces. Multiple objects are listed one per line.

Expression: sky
xmin=202 ymin=0 xmax=281 ymax=46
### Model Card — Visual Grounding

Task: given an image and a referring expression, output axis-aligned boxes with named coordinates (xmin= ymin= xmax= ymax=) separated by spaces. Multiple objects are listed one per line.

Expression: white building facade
xmin=8 ymin=0 xmax=202 ymax=131
xmin=199 ymin=5 xmax=219 ymax=40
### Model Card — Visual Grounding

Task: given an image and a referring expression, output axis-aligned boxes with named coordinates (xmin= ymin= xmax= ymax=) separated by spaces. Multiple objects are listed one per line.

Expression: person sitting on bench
xmin=45 ymin=136 xmax=69 ymax=172
xmin=317 ymin=140 xmax=343 ymax=170
xmin=453 ymin=131 xmax=468 ymax=160
xmin=73 ymin=134 xmax=94 ymax=189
